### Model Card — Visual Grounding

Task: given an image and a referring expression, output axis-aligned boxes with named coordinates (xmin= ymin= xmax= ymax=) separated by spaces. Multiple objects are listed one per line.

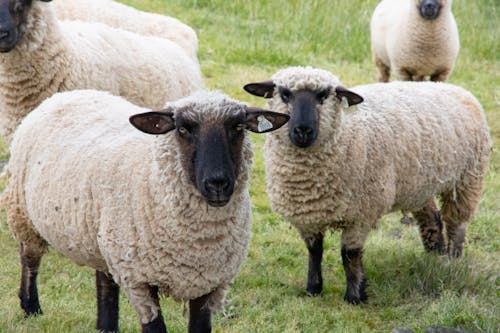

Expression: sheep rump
xmin=54 ymin=0 xmax=198 ymax=60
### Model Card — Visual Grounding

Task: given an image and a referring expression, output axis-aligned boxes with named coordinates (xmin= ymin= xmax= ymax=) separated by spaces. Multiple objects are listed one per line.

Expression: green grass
xmin=1 ymin=0 xmax=499 ymax=332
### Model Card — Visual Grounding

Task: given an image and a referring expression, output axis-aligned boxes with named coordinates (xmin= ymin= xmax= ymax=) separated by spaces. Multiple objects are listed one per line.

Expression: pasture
xmin=0 ymin=0 xmax=498 ymax=332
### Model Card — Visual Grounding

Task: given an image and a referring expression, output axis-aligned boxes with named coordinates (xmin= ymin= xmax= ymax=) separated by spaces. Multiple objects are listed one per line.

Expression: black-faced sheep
xmin=0 ymin=0 xmax=202 ymax=142
xmin=4 ymin=89 xmax=289 ymax=332
xmin=244 ymin=66 xmax=491 ymax=304
xmin=370 ymin=0 xmax=460 ymax=82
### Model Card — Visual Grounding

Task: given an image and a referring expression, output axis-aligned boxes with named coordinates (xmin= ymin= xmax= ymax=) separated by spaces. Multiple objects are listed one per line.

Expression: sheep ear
xmin=335 ymin=86 xmax=364 ymax=106
xmin=245 ymin=107 xmax=290 ymax=133
xmin=243 ymin=81 xmax=275 ymax=98
xmin=129 ymin=110 xmax=175 ymax=135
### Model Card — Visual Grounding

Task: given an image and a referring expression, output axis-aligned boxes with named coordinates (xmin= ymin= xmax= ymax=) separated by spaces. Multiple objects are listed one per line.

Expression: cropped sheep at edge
xmin=370 ymin=0 xmax=459 ymax=82
xmin=54 ymin=0 xmax=198 ymax=60
xmin=4 ymin=89 xmax=257 ymax=327
xmin=0 ymin=0 xmax=202 ymax=142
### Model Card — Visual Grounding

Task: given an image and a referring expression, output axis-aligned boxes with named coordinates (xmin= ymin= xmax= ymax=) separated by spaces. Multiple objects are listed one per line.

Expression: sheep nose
xmin=294 ymin=126 xmax=313 ymax=138
xmin=204 ymin=176 xmax=230 ymax=194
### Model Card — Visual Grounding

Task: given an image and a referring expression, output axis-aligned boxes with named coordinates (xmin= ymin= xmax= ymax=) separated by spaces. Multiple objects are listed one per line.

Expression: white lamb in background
xmin=4 ymin=89 xmax=289 ymax=332
xmin=370 ymin=0 xmax=459 ymax=82
xmin=0 ymin=0 xmax=202 ymax=142
xmin=54 ymin=0 xmax=198 ymax=60
xmin=244 ymin=66 xmax=491 ymax=305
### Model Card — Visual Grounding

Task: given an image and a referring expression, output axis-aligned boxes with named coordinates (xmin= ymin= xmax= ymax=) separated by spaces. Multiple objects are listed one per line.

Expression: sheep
xmin=0 ymin=0 xmax=203 ymax=142
xmin=370 ymin=0 xmax=460 ymax=82
xmin=243 ymin=66 xmax=491 ymax=304
xmin=3 ymin=89 xmax=290 ymax=332
xmin=54 ymin=0 xmax=198 ymax=60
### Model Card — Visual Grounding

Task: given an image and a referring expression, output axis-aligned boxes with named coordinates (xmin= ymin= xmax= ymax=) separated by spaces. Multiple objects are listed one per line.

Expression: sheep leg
xmin=374 ymin=57 xmax=391 ymax=82
xmin=188 ymin=293 xmax=212 ymax=333
xmin=96 ymin=271 xmax=120 ymax=333
xmin=430 ymin=69 xmax=451 ymax=82
xmin=340 ymin=227 xmax=369 ymax=304
xmin=123 ymin=284 xmax=167 ymax=333
xmin=395 ymin=67 xmax=413 ymax=81
xmin=341 ymin=246 xmax=367 ymax=304
xmin=19 ymin=242 xmax=44 ymax=317
xmin=304 ymin=233 xmax=323 ymax=296
xmin=411 ymin=199 xmax=445 ymax=254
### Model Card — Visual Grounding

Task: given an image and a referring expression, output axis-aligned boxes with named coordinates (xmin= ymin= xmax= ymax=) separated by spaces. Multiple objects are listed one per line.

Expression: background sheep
xmin=0 ymin=0 xmax=202 ymax=142
xmin=370 ymin=0 xmax=459 ymax=82
xmin=4 ymin=89 xmax=289 ymax=332
xmin=244 ymin=66 xmax=491 ymax=304
xmin=54 ymin=0 xmax=198 ymax=60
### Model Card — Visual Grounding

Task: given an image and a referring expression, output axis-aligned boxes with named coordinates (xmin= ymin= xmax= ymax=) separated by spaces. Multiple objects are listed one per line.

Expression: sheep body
xmin=0 ymin=1 xmax=202 ymax=141
xmin=54 ymin=0 xmax=198 ymax=60
xmin=5 ymin=89 xmax=255 ymax=327
xmin=248 ymin=66 xmax=490 ymax=302
xmin=370 ymin=0 xmax=459 ymax=82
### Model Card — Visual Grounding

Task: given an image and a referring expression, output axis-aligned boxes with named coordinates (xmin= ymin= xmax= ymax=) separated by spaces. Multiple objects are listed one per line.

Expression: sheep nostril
xmin=294 ymin=126 xmax=313 ymax=137
xmin=204 ymin=176 xmax=230 ymax=194
xmin=0 ymin=30 xmax=10 ymax=40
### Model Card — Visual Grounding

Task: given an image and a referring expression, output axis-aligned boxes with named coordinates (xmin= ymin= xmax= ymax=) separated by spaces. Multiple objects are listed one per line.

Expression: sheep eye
xmin=13 ymin=2 xmax=23 ymax=13
xmin=234 ymin=124 xmax=246 ymax=132
xmin=317 ymin=89 xmax=330 ymax=104
xmin=178 ymin=126 xmax=189 ymax=135
xmin=279 ymin=88 xmax=292 ymax=104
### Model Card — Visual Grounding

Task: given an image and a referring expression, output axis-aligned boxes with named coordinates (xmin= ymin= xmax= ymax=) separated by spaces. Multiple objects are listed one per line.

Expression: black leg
xmin=19 ymin=243 xmax=43 ymax=317
xmin=304 ymin=233 xmax=323 ymax=296
xmin=141 ymin=286 xmax=167 ymax=333
xmin=189 ymin=293 xmax=211 ymax=333
xmin=341 ymin=246 xmax=367 ymax=304
xmin=96 ymin=271 xmax=120 ymax=333
xmin=412 ymin=200 xmax=446 ymax=254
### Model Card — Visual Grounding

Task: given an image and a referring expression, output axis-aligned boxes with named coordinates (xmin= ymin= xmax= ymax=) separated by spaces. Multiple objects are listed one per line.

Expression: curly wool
xmin=5 ymin=90 xmax=253 ymax=319
xmin=54 ymin=0 xmax=198 ymax=60
xmin=0 ymin=1 xmax=202 ymax=142
xmin=370 ymin=0 xmax=459 ymax=81
xmin=264 ymin=67 xmax=491 ymax=246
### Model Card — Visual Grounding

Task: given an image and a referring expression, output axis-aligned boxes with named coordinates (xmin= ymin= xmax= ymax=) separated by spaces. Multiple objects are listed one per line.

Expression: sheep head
xmin=0 ymin=0 xmax=50 ymax=52
xmin=130 ymin=92 xmax=289 ymax=207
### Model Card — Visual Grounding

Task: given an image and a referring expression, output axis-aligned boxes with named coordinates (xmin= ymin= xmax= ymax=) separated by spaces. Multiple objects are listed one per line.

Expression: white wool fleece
xmin=0 ymin=1 xmax=202 ymax=142
xmin=264 ymin=67 xmax=491 ymax=247
xmin=54 ymin=0 xmax=198 ymax=60
xmin=5 ymin=90 xmax=253 ymax=319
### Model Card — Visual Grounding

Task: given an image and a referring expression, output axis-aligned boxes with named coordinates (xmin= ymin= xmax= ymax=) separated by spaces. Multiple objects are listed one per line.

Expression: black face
xmin=0 ymin=0 xmax=33 ymax=52
xmin=280 ymin=87 xmax=330 ymax=148
xmin=419 ymin=0 xmax=441 ymax=20
xmin=175 ymin=110 xmax=247 ymax=207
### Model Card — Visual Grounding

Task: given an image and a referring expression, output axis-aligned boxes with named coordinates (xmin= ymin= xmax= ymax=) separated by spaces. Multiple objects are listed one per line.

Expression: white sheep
xmin=0 ymin=0 xmax=203 ymax=142
xmin=244 ymin=66 xmax=491 ymax=304
xmin=54 ymin=0 xmax=198 ymax=60
xmin=370 ymin=0 xmax=460 ymax=82
xmin=3 ymin=89 xmax=289 ymax=332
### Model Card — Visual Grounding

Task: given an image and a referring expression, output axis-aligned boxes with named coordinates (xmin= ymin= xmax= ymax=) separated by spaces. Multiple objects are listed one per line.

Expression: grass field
xmin=0 ymin=0 xmax=498 ymax=332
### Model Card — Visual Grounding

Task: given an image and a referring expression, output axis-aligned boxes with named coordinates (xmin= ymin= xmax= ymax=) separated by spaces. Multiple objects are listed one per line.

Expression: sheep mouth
xmin=206 ymin=197 xmax=230 ymax=207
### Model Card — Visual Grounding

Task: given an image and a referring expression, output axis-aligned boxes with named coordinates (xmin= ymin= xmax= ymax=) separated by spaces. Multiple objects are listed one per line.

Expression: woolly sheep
xmin=54 ymin=0 xmax=198 ymax=60
xmin=4 ymin=89 xmax=289 ymax=332
xmin=370 ymin=0 xmax=460 ymax=82
xmin=244 ymin=66 xmax=491 ymax=304
xmin=0 ymin=0 xmax=202 ymax=142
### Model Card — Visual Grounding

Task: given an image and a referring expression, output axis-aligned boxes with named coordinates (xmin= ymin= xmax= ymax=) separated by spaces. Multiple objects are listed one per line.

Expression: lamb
xmin=0 ymin=0 xmax=203 ymax=142
xmin=370 ymin=0 xmax=460 ymax=82
xmin=243 ymin=66 xmax=491 ymax=305
xmin=54 ymin=0 xmax=198 ymax=60
xmin=3 ymin=89 xmax=289 ymax=332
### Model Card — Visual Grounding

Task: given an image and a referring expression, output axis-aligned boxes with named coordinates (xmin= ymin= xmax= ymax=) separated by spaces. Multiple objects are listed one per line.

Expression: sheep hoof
xmin=306 ymin=284 xmax=322 ymax=296
xmin=343 ymin=278 xmax=368 ymax=305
